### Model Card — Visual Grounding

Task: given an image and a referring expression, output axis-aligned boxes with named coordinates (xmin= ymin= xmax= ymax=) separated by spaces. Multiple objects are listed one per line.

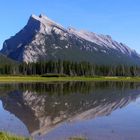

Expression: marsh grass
xmin=69 ymin=137 xmax=87 ymax=140
xmin=0 ymin=76 xmax=140 ymax=83
xmin=0 ymin=132 xmax=30 ymax=140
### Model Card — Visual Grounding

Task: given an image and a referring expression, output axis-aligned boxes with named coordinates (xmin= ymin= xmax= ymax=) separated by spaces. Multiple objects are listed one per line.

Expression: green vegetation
xmin=41 ymin=73 xmax=67 ymax=77
xmin=0 ymin=132 xmax=30 ymax=140
xmin=0 ymin=60 xmax=139 ymax=82
xmin=0 ymin=60 xmax=139 ymax=77
xmin=0 ymin=132 xmax=87 ymax=140
xmin=69 ymin=137 xmax=87 ymax=140
xmin=0 ymin=76 xmax=140 ymax=83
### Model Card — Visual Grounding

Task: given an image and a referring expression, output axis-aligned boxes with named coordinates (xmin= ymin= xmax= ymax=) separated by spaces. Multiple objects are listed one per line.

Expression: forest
xmin=0 ymin=60 xmax=140 ymax=77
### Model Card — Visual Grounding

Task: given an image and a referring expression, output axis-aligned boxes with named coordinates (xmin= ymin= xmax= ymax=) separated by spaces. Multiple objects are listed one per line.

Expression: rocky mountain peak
xmin=39 ymin=14 xmax=52 ymax=21
xmin=30 ymin=14 xmax=53 ymax=23
xmin=1 ymin=14 xmax=140 ymax=65
xmin=29 ymin=14 xmax=64 ymax=30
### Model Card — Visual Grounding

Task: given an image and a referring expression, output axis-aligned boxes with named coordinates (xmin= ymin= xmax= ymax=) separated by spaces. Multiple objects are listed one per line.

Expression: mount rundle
xmin=1 ymin=14 xmax=140 ymax=65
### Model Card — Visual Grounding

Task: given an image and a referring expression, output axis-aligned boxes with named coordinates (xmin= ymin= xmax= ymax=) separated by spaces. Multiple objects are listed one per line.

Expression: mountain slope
xmin=1 ymin=14 xmax=140 ymax=65
xmin=0 ymin=53 xmax=17 ymax=64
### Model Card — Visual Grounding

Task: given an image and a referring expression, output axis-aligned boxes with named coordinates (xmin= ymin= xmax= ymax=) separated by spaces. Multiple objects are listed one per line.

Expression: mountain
xmin=0 ymin=53 xmax=17 ymax=64
xmin=1 ymin=14 xmax=140 ymax=65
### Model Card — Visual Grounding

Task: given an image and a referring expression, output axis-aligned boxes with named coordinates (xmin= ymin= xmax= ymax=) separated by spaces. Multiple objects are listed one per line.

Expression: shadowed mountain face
xmin=1 ymin=14 xmax=140 ymax=65
xmin=0 ymin=82 xmax=140 ymax=137
xmin=0 ymin=53 xmax=17 ymax=64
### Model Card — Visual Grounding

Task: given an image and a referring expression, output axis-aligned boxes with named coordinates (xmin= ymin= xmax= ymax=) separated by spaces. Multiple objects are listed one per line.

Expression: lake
xmin=0 ymin=81 xmax=140 ymax=140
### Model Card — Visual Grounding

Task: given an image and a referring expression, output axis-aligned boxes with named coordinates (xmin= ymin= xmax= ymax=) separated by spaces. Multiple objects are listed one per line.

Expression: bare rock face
xmin=1 ymin=14 xmax=140 ymax=65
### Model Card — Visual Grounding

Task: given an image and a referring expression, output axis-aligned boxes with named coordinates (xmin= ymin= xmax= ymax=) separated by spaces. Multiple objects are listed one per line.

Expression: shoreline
xmin=0 ymin=76 xmax=140 ymax=82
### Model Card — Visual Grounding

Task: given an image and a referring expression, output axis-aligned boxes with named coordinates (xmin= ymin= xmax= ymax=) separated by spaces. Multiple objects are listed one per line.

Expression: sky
xmin=0 ymin=0 xmax=140 ymax=52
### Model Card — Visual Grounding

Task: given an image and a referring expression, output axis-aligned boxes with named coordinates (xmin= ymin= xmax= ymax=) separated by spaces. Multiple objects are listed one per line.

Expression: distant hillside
xmin=0 ymin=53 xmax=17 ymax=64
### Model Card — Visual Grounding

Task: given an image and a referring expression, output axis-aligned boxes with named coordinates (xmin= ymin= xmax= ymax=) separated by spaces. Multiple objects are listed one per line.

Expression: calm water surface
xmin=0 ymin=82 xmax=140 ymax=140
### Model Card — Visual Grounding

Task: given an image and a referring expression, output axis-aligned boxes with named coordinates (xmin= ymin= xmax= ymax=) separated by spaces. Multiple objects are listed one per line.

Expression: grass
xmin=0 ymin=132 xmax=87 ymax=140
xmin=69 ymin=137 xmax=87 ymax=140
xmin=0 ymin=76 xmax=140 ymax=83
xmin=0 ymin=132 xmax=30 ymax=140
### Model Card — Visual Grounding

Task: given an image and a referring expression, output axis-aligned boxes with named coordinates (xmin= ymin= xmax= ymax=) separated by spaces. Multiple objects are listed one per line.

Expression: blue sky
xmin=0 ymin=0 xmax=140 ymax=52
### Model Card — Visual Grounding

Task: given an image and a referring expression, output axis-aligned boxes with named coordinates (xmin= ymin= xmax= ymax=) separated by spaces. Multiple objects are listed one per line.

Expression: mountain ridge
xmin=1 ymin=14 xmax=140 ymax=65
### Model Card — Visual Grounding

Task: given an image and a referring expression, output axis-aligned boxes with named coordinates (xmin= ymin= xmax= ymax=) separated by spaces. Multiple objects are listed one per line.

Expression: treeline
xmin=0 ymin=60 xmax=140 ymax=76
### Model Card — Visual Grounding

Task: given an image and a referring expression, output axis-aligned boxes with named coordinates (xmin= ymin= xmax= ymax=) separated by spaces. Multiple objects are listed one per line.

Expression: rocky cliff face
xmin=1 ymin=14 xmax=140 ymax=65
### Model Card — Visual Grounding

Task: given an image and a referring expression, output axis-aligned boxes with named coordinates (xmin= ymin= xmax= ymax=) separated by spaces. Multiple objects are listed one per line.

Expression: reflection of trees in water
xmin=0 ymin=82 xmax=140 ymax=116
xmin=1 ymin=82 xmax=140 ymax=117
xmin=0 ymin=81 xmax=139 ymax=96
xmin=18 ymin=82 xmax=139 ymax=95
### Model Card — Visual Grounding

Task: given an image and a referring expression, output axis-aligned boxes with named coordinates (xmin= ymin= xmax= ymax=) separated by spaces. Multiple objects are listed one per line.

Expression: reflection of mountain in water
xmin=0 ymin=82 xmax=140 ymax=136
